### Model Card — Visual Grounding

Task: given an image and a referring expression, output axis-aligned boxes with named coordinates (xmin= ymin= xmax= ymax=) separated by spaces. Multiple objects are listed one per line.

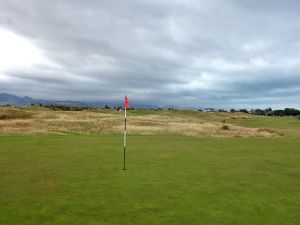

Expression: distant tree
xmin=269 ymin=108 xmax=300 ymax=116
xmin=266 ymin=107 xmax=272 ymax=112
xmin=252 ymin=109 xmax=265 ymax=115
xmin=239 ymin=109 xmax=249 ymax=114
xmin=272 ymin=110 xmax=283 ymax=116
xmin=230 ymin=109 xmax=236 ymax=113
xmin=283 ymin=108 xmax=300 ymax=116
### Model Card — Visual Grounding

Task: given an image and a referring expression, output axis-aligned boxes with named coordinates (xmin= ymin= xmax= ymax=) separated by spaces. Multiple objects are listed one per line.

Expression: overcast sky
xmin=0 ymin=0 xmax=300 ymax=108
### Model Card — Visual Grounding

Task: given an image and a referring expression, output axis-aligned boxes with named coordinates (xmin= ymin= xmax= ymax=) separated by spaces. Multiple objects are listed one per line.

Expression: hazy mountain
xmin=0 ymin=93 xmax=34 ymax=105
xmin=0 ymin=93 xmax=88 ymax=107
xmin=0 ymin=93 xmax=159 ymax=108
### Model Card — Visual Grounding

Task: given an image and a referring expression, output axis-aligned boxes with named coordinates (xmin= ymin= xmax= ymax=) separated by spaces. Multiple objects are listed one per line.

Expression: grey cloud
xmin=0 ymin=0 xmax=300 ymax=108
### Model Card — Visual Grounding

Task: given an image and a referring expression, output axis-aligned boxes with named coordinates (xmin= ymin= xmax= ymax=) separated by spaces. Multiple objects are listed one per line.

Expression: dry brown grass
xmin=0 ymin=106 xmax=283 ymax=137
xmin=0 ymin=107 xmax=32 ymax=120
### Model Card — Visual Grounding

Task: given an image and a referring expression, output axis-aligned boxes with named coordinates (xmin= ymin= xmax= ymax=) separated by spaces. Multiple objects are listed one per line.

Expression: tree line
xmin=229 ymin=108 xmax=300 ymax=116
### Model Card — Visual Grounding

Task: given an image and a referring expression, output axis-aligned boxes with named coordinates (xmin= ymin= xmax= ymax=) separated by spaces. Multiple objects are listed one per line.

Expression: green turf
xmin=0 ymin=135 xmax=299 ymax=225
xmin=228 ymin=116 xmax=300 ymax=129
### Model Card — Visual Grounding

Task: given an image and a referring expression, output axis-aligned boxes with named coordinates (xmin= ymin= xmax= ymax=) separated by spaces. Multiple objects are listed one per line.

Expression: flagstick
xmin=123 ymin=104 xmax=127 ymax=170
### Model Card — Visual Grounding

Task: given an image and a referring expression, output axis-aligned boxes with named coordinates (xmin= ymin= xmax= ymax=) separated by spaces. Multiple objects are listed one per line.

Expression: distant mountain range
xmin=0 ymin=93 xmax=161 ymax=109
xmin=0 ymin=93 xmax=89 ymax=107
xmin=0 ymin=93 xmax=34 ymax=105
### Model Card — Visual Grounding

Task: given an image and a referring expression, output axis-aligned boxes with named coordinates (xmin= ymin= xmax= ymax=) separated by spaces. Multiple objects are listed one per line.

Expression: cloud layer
xmin=0 ymin=0 xmax=300 ymax=108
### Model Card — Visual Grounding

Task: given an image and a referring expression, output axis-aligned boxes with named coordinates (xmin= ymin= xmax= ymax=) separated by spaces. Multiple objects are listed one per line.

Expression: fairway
xmin=1 ymin=135 xmax=299 ymax=225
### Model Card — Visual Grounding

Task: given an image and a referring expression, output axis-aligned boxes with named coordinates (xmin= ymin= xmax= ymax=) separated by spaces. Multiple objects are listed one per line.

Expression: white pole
xmin=124 ymin=106 xmax=127 ymax=148
xmin=123 ymin=100 xmax=127 ymax=170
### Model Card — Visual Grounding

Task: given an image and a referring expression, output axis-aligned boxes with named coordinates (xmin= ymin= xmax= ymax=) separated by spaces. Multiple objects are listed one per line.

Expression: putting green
xmin=0 ymin=135 xmax=299 ymax=225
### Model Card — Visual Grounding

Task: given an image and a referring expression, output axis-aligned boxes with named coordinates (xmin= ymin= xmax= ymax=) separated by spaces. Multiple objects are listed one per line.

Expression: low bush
xmin=221 ymin=124 xmax=229 ymax=130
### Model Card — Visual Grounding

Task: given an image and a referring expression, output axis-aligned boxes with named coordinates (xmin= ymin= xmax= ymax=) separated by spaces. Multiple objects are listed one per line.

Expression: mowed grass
xmin=0 ymin=135 xmax=299 ymax=225
xmin=228 ymin=116 xmax=300 ymax=130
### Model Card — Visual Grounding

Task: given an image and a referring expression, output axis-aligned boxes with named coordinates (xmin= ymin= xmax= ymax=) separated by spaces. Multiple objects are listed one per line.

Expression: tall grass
xmin=0 ymin=107 xmax=32 ymax=120
xmin=0 ymin=106 xmax=288 ymax=137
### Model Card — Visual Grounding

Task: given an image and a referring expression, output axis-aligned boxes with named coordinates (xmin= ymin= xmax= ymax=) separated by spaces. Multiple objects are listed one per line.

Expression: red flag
xmin=125 ymin=95 xmax=130 ymax=109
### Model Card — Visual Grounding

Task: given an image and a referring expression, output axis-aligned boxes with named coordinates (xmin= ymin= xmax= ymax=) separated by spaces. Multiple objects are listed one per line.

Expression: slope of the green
xmin=0 ymin=135 xmax=299 ymax=225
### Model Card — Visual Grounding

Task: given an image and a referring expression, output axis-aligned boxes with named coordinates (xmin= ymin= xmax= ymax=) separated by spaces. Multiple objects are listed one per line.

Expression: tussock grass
xmin=0 ymin=106 xmax=290 ymax=137
xmin=0 ymin=107 xmax=32 ymax=120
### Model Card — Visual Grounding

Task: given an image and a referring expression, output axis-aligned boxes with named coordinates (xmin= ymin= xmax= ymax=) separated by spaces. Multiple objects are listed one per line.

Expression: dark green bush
xmin=221 ymin=124 xmax=229 ymax=130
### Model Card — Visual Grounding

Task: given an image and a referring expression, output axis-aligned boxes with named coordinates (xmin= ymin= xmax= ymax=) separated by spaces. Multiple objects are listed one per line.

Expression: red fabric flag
xmin=125 ymin=95 xmax=130 ymax=109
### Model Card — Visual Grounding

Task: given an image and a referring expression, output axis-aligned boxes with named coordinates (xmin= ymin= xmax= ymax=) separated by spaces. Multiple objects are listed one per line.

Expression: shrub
xmin=221 ymin=124 xmax=229 ymax=130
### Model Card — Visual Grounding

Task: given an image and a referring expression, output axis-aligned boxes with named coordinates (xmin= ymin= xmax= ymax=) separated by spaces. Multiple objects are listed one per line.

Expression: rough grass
xmin=0 ymin=135 xmax=299 ymax=225
xmin=0 ymin=106 xmax=294 ymax=137
xmin=0 ymin=107 xmax=32 ymax=120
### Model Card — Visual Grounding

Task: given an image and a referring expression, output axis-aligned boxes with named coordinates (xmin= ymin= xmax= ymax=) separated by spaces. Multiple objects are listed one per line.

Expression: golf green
xmin=0 ymin=135 xmax=299 ymax=225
